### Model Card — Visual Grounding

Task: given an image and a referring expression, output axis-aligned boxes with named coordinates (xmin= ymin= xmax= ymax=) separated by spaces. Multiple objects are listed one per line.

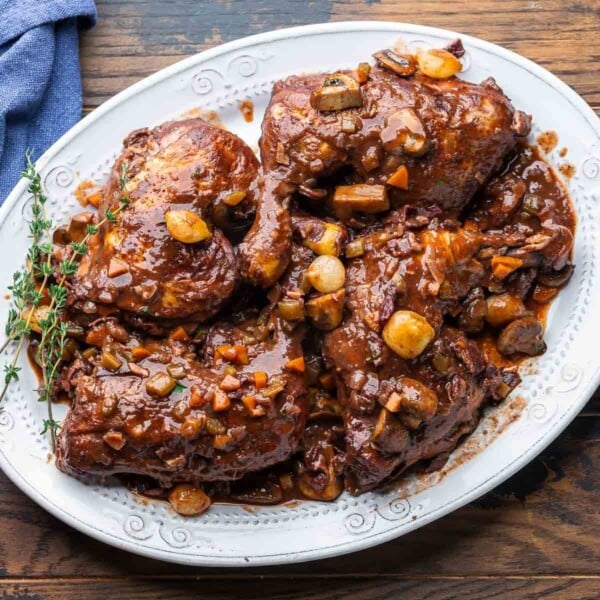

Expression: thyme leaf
xmin=0 ymin=154 xmax=132 ymax=449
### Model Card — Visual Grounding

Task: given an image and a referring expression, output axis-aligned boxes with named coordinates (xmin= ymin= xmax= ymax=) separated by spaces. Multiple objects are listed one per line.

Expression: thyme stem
xmin=1 ymin=155 xmax=131 ymax=449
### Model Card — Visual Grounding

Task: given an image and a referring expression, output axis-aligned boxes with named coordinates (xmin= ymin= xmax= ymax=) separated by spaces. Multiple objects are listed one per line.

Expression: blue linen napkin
xmin=0 ymin=0 xmax=97 ymax=203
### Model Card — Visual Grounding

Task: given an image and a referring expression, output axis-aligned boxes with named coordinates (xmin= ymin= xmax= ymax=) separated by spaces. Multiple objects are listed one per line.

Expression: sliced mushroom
xmin=458 ymin=289 xmax=488 ymax=333
xmin=332 ymin=184 xmax=389 ymax=216
xmin=298 ymin=466 xmax=343 ymax=502
xmin=497 ymin=316 xmax=546 ymax=357
xmin=384 ymin=377 xmax=439 ymax=429
xmin=380 ymin=108 xmax=429 ymax=157
xmin=67 ymin=212 xmax=94 ymax=243
xmin=536 ymin=264 xmax=574 ymax=288
xmin=231 ymin=482 xmax=283 ymax=505
xmin=373 ymin=49 xmax=417 ymax=77
xmin=293 ymin=217 xmax=347 ymax=256
xmin=310 ymin=73 xmax=363 ymax=112
xmin=444 ymin=38 xmax=466 ymax=58
xmin=277 ymin=298 xmax=306 ymax=321
xmin=371 ymin=408 xmax=410 ymax=453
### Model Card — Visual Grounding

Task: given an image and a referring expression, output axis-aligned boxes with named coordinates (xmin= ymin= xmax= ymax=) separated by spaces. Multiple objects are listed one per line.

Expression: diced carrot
xmin=180 ymin=415 xmax=205 ymax=439
xmin=216 ymin=344 xmax=237 ymax=363
xmin=213 ymin=434 xmax=232 ymax=450
xmin=241 ymin=395 xmax=257 ymax=412
xmin=532 ymin=285 xmax=559 ymax=304
xmin=285 ymin=356 xmax=305 ymax=374
xmin=241 ymin=395 xmax=266 ymax=417
xmin=356 ymin=62 xmax=371 ymax=84
xmin=169 ymin=326 xmax=189 ymax=341
xmin=223 ymin=190 xmax=247 ymax=206
xmin=491 ymin=256 xmax=523 ymax=280
xmin=215 ymin=344 xmax=249 ymax=365
xmin=212 ymin=389 xmax=231 ymax=412
xmin=103 ymin=431 xmax=125 ymax=451
xmin=232 ymin=344 xmax=249 ymax=365
xmin=87 ymin=191 xmax=102 ymax=209
xmin=251 ymin=405 xmax=266 ymax=417
xmin=387 ymin=165 xmax=409 ymax=190
xmin=108 ymin=257 xmax=128 ymax=278
xmin=254 ymin=371 xmax=268 ymax=389
xmin=189 ymin=385 xmax=207 ymax=408
xmin=131 ymin=346 xmax=150 ymax=361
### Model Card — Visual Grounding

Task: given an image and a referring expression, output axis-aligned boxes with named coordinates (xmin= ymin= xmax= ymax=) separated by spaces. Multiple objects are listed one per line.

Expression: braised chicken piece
xmin=238 ymin=54 xmax=530 ymax=287
xmin=329 ymin=324 xmax=511 ymax=492
xmin=68 ymin=118 xmax=259 ymax=324
xmin=47 ymin=43 xmax=577 ymax=509
xmin=321 ymin=203 xmax=572 ymax=491
xmin=56 ymin=310 xmax=307 ymax=483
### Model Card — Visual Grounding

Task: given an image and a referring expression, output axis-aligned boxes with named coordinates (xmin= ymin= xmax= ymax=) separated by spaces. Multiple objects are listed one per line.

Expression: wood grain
xmin=0 ymin=577 xmax=598 ymax=600
xmin=0 ymin=418 xmax=596 ymax=579
xmin=80 ymin=0 xmax=600 ymax=110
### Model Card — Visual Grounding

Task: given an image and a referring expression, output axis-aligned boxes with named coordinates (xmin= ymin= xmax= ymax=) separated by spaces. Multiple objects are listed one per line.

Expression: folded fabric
xmin=0 ymin=0 xmax=97 ymax=203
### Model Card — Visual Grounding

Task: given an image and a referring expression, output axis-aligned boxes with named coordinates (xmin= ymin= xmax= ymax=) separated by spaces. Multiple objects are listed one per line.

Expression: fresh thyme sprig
xmin=0 ymin=152 xmax=52 ymax=407
xmin=1 ymin=154 xmax=53 ymax=356
xmin=0 ymin=156 xmax=131 ymax=449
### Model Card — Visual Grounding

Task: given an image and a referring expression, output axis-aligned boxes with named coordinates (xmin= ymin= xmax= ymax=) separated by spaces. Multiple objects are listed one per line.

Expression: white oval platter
xmin=0 ymin=22 xmax=598 ymax=567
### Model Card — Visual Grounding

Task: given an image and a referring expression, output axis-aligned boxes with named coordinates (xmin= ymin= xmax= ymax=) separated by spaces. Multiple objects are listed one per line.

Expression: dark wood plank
xmin=80 ymin=0 xmax=600 ymax=107
xmin=0 ymin=576 xmax=598 ymax=599
xmin=0 ymin=418 xmax=596 ymax=577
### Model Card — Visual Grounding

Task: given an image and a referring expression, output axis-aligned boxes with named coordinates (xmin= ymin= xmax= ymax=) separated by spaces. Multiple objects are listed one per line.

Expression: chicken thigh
xmin=69 ymin=118 xmax=259 ymax=323
xmin=238 ymin=55 xmax=530 ymax=287
xmin=56 ymin=309 xmax=307 ymax=483
xmin=321 ymin=209 xmax=562 ymax=491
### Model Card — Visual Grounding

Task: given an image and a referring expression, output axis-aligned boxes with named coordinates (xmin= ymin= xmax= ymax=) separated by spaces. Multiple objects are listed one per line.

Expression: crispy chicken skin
xmin=238 ymin=66 xmax=530 ymax=287
xmin=56 ymin=311 xmax=307 ymax=483
xmin=69 ymin=119 xmax=259 ymax=322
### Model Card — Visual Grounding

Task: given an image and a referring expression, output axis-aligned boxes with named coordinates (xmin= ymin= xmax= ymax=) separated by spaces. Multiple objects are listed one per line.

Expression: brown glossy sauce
xmin=74 ymin=179 xmax=102 ymax=208
xmin=536 ymin=130 xmax=558 ymax=154
xmin=559 ymin=162 xmax=576 ymax=179
xmin=45 ymin=126 xmax=577 ymax=509
xmin=122 ymin=142 xmax=576 ymax=508
xmin=239 ymin=99 xmax=254 ymax=123
xmin=181 ymin=107 xmax=225 ymax=129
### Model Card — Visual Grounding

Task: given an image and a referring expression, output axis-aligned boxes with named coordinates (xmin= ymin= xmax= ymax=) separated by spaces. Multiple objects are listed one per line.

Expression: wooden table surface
xmin=2 ymin=1 xmax=599 ymax=598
